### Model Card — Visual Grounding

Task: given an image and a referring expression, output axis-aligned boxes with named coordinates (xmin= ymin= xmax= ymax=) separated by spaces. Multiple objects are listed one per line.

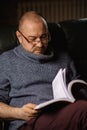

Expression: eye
xmin=40 ymin=34 xmax=48 ymax=40
xmin=28 ymin=36 xmax=37 ymax=42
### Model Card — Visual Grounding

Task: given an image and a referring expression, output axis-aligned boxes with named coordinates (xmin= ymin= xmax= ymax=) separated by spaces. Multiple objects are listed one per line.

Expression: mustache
xmin=32 ymin=46 xmax=46 ymax=52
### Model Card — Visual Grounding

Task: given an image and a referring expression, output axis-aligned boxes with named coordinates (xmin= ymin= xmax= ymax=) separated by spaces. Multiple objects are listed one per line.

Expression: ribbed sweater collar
xmin=14 ymin=45 xmax=54 ymax=63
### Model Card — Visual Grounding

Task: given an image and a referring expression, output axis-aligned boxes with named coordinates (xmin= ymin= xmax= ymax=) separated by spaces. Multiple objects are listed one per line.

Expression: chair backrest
xmin=59 ymin=18 xmax=87 ymax=81
xmin=0 ymin=24 xmax=17 ymax=54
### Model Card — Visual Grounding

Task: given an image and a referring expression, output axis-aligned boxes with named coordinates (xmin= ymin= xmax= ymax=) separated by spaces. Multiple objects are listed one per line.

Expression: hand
xmin=17 ymin=103 xmax=39 ymax=121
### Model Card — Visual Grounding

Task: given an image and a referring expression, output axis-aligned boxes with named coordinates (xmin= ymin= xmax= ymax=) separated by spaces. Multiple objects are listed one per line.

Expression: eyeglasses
xmin=18 ymin=30 xmax=49 ymax=44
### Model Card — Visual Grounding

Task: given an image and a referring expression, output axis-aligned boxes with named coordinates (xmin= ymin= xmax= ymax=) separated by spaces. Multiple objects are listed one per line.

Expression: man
xmin=0 ymin=11 xmax=87 ymax=130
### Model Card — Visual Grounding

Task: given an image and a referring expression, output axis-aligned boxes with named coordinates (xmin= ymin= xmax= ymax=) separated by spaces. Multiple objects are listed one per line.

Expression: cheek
xmin=20 ymin=42 xmax=34 ymax=52
xmin=25 ymin=45 xmax=34 ymax=52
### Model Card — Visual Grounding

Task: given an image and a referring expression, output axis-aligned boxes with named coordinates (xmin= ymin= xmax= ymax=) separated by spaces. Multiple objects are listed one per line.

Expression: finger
xmin=27 ymin=103 xmax=37 ymax=109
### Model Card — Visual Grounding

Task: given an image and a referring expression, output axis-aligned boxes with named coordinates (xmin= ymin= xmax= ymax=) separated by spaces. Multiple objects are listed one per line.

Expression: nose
xmin=35 ymin=38 xmax=43 ymax=47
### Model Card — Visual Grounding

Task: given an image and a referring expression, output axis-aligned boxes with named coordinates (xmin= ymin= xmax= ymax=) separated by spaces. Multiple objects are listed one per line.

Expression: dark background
xmin=0 ymin=0 xmax=87 ymax=25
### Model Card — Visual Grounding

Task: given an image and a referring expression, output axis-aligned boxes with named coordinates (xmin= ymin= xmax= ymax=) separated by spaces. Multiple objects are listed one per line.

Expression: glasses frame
xmin=18 ymin=30 xmax=50 ymax=44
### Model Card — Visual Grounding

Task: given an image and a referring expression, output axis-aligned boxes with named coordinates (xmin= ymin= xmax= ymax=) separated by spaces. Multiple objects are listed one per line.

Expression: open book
xmin=35 ymin=68 xmax=87 ymax=110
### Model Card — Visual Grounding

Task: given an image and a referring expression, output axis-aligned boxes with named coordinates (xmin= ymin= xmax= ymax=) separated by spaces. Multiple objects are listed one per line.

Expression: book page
xmin=68 ymin=79 xmax=87 ymax=100
xmin=35 ymin=98 xmax=73 ymax=110
xmin=52 ymin=68 xmax=71 ymax=100
xmin=35 ymin=68 xmax=74 ymax=110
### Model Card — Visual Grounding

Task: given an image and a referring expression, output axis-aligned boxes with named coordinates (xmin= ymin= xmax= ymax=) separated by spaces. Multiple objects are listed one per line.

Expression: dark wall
xmin=0 ymin=0 xmax=18 ymax=25
xmin=0 ymin=0 xmax=87 ymax=25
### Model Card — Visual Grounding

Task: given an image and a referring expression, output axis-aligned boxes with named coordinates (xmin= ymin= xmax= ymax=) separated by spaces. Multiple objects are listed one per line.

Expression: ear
xmin=16 ymin=30 xmax=22 ymax=43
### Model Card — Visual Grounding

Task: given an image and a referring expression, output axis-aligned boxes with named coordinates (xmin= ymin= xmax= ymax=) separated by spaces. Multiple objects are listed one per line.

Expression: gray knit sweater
xmin=0 ymin=45 xmax=76 ymax=130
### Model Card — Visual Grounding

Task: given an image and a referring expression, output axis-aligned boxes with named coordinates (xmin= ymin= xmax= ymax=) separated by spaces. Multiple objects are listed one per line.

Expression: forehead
xmin=21 ymin=20 xmax=48 ymax=35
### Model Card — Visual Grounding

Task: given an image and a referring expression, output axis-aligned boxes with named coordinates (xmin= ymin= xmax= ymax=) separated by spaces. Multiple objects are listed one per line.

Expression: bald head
xmin=16 ymin=11 xmax=49 ymax=54
xmin=18 ymin=11 xmax=48 ymax=31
